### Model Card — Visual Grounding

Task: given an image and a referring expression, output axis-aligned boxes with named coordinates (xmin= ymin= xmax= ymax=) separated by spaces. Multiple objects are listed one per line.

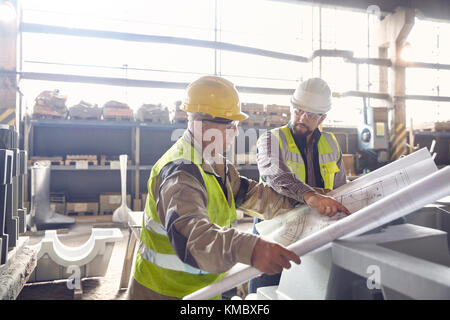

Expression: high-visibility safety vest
xmin=270 ymin=125 xmax=341 ymax=190
xmin=133 ymin=137 xmax=237 ymax=298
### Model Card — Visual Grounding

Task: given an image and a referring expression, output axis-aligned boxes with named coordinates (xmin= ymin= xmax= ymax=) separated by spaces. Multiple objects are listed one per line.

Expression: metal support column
xmin=378 ymin=7 xmax=415 ymax=161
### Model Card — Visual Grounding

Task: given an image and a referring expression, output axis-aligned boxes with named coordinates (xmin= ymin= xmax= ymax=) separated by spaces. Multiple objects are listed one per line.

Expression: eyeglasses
xmin=201 ymin=118 xmax=239 ymax=129
xmin=293 ymin=108 xmax=324 ymax=120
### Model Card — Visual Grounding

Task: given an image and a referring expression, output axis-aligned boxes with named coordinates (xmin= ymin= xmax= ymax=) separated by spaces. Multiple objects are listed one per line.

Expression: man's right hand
xmin=251 ymin=238 xmax=301 ymax=274
xmin=303 ymin=191 xmax=351 ymax=217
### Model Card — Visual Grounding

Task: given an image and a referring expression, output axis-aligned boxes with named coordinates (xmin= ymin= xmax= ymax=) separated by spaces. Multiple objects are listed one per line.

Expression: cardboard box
xmin=50 ymin=202 xmax=66 ymax=214
xmin=342 ymin=154 xmax=356 ymax=177
xmin=99 ymin=193 xmax=131 ymax=215
xmin=50 ymin=192 xmax=66 ymax=215
xmin=66 ymin=202 xmax=98 ymax=216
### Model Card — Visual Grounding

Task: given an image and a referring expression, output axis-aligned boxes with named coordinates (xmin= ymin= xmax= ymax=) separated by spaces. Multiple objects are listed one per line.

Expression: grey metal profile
xmin=399 ymin=94 xmax=450 ymax=102
xmin=406 ymin=61 xmax=450 ymax=70
xmin=15 ymin=71 xmax=450 ymax=102
xmin=23 ymin=23 xmax=450 ymax=70
xmin=333 ymin=90 xmax=392 ymax=101
xmin=21 ymin=23 xmax=309 ymax=63
xmin=19 ymin=71 xmax=294 ymax=95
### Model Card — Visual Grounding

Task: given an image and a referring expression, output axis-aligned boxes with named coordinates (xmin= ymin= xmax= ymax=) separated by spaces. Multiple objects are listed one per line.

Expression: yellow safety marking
xmin=0 ymin=108 xmax=15 ymax=123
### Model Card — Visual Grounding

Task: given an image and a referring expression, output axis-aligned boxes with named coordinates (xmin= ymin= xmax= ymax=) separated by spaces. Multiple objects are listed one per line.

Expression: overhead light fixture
xmin=0 ymin=1 xmax=16 ymax=23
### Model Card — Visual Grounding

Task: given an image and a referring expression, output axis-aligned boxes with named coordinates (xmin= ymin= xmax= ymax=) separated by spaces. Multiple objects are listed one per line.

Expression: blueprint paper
xmin=255 ymin=148 xmax=437 ymax=247
xmin=184 ymin=149 xmax=449 ymax=300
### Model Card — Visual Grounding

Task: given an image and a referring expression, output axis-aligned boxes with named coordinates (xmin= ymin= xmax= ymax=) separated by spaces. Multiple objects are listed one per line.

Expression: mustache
xmin=294 ymin=123 xmax=308 ymax=129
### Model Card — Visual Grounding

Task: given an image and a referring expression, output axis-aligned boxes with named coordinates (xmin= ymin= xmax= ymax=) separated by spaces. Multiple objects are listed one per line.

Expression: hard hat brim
xmin=225 ymin=111 xmax=248 ymax=121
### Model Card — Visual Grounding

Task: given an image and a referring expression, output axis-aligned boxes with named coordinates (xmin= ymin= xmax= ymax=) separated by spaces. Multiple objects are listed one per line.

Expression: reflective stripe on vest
xmin=133 ymin=137 xmax=236 ymax=298
xmin=139 ymin=241 xmax=210 ymax=275
xmin=270 ymin=125 xmax=341 ymax=190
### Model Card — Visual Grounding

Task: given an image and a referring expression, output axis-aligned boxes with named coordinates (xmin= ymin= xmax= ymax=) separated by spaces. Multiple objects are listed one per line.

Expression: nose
xmin=298 ymin=111 xmax=308 ymax=122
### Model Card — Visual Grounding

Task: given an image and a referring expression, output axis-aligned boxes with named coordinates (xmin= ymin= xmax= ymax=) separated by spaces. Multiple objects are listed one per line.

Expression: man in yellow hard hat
xmin=249 ymin=77 xmax=350 ymax=293
xmin=128 ymin=75 xmax=301 ymax=300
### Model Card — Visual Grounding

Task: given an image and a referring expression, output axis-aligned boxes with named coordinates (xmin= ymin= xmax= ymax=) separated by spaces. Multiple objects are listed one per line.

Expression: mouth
xmin=294 ymin=123 xmax=308 ymax=129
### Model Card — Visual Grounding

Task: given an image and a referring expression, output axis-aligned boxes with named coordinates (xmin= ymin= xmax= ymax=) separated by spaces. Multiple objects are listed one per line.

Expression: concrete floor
xmin=16 ymin=215 xmax=254 ymax=300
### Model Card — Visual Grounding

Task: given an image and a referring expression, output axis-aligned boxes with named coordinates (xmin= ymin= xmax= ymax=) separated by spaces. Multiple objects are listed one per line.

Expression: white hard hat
xmin=290 ymin=78 xmax=332 ymax=114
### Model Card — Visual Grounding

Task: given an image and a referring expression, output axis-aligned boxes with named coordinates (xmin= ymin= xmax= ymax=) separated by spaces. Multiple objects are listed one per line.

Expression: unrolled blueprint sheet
xmin=255 ymin=147 xmax=437 ymax=247
xmin=184 ymin=149 xmax=450 ymax=300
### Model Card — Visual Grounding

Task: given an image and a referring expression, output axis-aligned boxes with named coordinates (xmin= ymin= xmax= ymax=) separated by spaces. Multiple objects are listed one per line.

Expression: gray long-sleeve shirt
xmin=257 ymin=127 xmax=347 ymax=203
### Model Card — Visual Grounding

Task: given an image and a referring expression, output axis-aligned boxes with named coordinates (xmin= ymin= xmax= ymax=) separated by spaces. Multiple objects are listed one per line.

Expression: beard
xmin=292 ymin=122 xmax=313 ymax=137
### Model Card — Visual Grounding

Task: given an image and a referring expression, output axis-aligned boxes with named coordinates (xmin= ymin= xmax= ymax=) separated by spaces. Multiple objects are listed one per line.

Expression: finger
xmin=280 ymin=247 xmax=301 ymax=265
xmin=323 ymin=189 xmax=332 ymax=194
xmin=338 ymin=203 xmax=351 ymax=215
xmin=280 ymin=255 xmax=293 ymax=269
xmin=273 ymin=256 xmax=291 ymax=270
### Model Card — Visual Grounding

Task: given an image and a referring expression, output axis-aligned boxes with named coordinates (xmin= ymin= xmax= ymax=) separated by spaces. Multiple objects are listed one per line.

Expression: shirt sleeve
xmin=155 ymin=163 xmax=259 ymax=274
xmin=228 ymin=162 xmax=299 ymax=220
xmin=256 ymin=131 xmax=315 ymax=203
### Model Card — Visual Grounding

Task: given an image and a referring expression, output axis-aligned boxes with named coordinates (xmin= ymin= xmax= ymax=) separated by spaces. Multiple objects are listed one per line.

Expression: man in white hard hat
xmin=129 ymin=75 xmax=302 ymax=300
xmin=249 ymin=77 xmax=350 ymax=293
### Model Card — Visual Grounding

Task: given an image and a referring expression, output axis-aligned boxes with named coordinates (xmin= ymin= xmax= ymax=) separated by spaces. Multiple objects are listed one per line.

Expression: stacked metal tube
xmin=0 ymin=125 xmax=14 ymax=265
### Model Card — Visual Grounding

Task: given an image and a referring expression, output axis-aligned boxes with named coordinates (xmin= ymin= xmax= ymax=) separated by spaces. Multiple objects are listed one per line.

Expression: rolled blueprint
xmin=184 ymin=165 xmax=450 ymax=300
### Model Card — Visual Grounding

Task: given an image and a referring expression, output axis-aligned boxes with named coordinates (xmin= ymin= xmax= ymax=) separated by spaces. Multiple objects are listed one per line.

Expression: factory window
xmin=404 ymin=17 xmax=450 ymax=127
xmin=21 ymin=0 xmax=215 ymax=40
xmin=20 ymin=0 xmax=215 ymax=111
xmin=405 ymin=18 xmax=450 ymax=64
xmin=407 ymin=100 xmax=450 ymax=128
xmin=19 ymin=1 xmax=449 ymax=127
xmin=217 ymin=0 xmax=306 ymax=56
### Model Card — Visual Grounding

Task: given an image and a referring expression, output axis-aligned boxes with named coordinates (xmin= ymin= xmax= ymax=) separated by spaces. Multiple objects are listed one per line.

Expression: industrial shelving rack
xmin=22 ymin=116 xmax=361 ymax=210
xmin=22 ymin=117 xmax=264 ymax=210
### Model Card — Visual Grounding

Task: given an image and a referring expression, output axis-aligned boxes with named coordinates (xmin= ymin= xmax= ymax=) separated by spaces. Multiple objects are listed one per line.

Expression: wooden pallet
xmin=242 ymin=103 xmax=264 ymax=115
xmin=29 ymin=157 xmax=64 ymax=166
xmin=138 ymin=117 xmax=171 ymax=124
xmin=66 ymin=202 xmax=98 ymax=216
xmin=266 ymin=104 xmax=290 ymax=116
xmin=70 ymin=116 xmax=101 ymax=120
xmin=64 ymin=160 xmax=98 ymax=166
xmin=67 ymin=211 xmax=96 ymax=216
xmin=242 ymin=121 xmax=266 ymax=127
xmin=99 ymin=210 xmax=114 ymax=216
xmin=66 ymin=155 xmax=97 ymax=160
xmin=32 ymin=114 xmax=67 ymax=120
xmin=103 ymin=116 xmax=133 ymax=121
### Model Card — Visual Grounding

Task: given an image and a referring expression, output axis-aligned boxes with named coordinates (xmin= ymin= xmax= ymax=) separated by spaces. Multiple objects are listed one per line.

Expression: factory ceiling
xmin=271 ymin=0 xmax=450 ymax=22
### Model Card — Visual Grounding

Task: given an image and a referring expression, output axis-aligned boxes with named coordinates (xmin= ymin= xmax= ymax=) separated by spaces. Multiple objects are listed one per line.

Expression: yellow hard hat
xmin=181 ymin=76 xmax=248 ymax=121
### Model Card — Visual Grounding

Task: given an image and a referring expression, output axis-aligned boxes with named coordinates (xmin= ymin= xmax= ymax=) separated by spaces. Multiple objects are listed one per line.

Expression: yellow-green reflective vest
xmin=133 ymin=137 xmax=237 ymax=298
xmin=270 ymin=125 xmax=341 ymax=190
